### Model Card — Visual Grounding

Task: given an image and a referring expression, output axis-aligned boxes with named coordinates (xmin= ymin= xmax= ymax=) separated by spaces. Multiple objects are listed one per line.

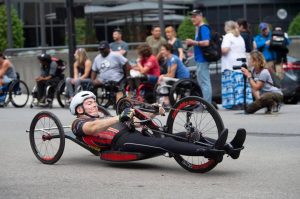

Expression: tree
xmin=0 ymin=4 xmax=24 ymax=51
xmin=177 ymin=16 xmax=209 ymax=40
xmin=75 ymin=18 xmax=96 ymax=45
xmin=288 ymin=12 xmax=300 ymax=36
xmin=177 ymin=17 xmax=195 ymax=40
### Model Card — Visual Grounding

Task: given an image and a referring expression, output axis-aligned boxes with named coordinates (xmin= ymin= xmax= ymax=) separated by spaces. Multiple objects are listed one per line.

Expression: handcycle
xmin=27 ymin=96 xmax=245 ymax=173
xmin=0 ymin=72 xmax=29 ymax=107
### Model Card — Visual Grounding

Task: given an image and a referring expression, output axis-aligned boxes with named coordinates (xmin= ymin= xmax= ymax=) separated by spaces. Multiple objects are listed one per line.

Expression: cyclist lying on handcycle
xmin=70 ymin=91 xmax=246 ymax=162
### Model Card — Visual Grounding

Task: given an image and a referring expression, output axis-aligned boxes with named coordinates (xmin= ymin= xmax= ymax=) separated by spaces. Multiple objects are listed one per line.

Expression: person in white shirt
xmin=221 ymin=20 xmax=253 ymax=110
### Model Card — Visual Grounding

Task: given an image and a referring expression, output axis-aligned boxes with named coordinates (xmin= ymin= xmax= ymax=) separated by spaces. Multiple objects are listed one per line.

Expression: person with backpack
xmin=221 ymin=20 xmax=253 ymax=110
xmin=185 ymin=9 xmax=212 ymax=103
xmin=35 ymin=53 xmax=61 ymax=105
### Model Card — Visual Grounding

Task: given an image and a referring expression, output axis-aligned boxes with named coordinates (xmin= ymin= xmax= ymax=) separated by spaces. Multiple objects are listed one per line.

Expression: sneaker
xmin=272 ymin=102 xmax=281 ymax=113
xmin=213 ymin=128 xmax=228 ymax=150
xmin=225 ymin=128 xmax=246 ymax=159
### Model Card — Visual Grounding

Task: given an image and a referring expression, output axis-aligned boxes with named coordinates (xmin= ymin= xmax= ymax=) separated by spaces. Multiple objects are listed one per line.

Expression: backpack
xmin=51 ymin=57 xmax=66 ymax=77
xmin=199 ymin=25 xmax=222 ymax=62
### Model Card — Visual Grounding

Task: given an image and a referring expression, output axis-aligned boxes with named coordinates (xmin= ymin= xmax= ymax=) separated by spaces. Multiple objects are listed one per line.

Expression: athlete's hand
xmin=119 ymin=108 xmax=134 ymax=123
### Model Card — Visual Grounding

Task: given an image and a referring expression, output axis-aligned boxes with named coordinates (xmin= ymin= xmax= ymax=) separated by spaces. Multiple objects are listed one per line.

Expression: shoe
xmin=265 ymin=106 xmax=272 ymax=114
xmin=272 ymin=102 xmax=281 ymax=113
xmin=225 ymin=128 xmax=246 ymax=159
xmin=0 ymin=102 xmax=4 ymax=107
xmin=213 ymin=128 xmax=228 ymax=150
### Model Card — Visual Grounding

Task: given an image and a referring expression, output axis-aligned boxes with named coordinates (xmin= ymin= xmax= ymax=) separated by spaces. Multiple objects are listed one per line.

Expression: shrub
xmin=0 ymin=4 xmax=24 ymax=51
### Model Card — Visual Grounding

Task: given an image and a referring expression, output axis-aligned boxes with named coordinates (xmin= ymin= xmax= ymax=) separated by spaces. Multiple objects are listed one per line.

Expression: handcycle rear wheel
xmin=29 ymin=111 xmax=65 ymax=164
xmin=166 ymin=96 xmax=224 ymax=173
xmin=9 ymin=80 xmax=29 ymax=108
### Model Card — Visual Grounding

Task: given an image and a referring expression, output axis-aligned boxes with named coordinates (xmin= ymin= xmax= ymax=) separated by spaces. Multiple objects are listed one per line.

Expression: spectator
xmin=254 ymin=22 xmax=277 ymax=74
xmin=65 ymin=48 xmax=92 ymax=103
xmin=269 ymin=26 xmax=290 ymax=80
xmin=241 ymin=51 xmax=283 ymax=114
xmin=130 ymin=43 xmax=161 ymax=86
xmin=237 ymin=18 xmax=256 ymax=65
xmin=221 ymin=20 xmax=253 ymax=110
xmin=110 ymin=28 xmax=129 ymax=57
xmin=157 ymin=44 xmax=190 ymax=106
xmin=145 ymin=25 xmax=167 ymax=57
xmin=91 ymin=41 xmax=130 ymax=103
xmin=185 ymin=9 xmax=212 ymax=103
xmin=0 ymin=52 xmax=17 ymax=106
xmin=164 ymin=26 xmax=185 ymax=61
xmin=35 ymin=53 xmax=60 ymax=105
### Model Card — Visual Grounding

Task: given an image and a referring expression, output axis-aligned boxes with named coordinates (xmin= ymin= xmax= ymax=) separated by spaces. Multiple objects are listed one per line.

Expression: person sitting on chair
xmin=35 ymin=53 xmax=60 ymax=105
xmin=91 ymin=41 xmax=130 ymax=103
xmin=70 ymin=91 xmax=246 ymax=161
xmin=65 ymin=48 xmax=92 ymax=103
xmin=157 ymin=44 xmax=190 ymax=107
xmin=0 ymin=52 xmax=17 ymax=107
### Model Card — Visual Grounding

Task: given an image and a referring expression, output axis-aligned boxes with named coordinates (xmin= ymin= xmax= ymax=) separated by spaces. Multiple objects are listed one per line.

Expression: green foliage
xmin=288 ymin=12 xmax=300 ymax=36
xmin=177 ymin=16 xmax=195 ymax=40
xmin=0 ymin=5 xmax=24 ymax=51
xmin=177 ymin=17 xmax=209 ymax=40
xmin=75 ymin=18 xmax=96 ymax=45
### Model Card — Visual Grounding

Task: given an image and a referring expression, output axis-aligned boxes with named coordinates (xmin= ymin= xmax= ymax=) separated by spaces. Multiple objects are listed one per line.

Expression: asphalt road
xmin=0 ymin=102 xmax=300 ymax=199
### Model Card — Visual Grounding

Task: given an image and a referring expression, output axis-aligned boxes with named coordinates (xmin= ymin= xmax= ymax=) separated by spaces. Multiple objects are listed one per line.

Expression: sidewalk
xmin=217 ymin=104 xmax=300 ymax=135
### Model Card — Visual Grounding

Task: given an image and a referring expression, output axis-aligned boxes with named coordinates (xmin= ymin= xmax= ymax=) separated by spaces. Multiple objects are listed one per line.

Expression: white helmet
xmin=70 ymin=91 xmax=96 ymax=115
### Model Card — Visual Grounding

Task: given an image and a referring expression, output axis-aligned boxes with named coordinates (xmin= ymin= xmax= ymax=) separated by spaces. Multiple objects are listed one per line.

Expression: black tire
xmin=9 ymin=80 xmax=29 ymax=108
xmin=169 ymin=79 xmax=202 ymax=106
xmin=166 ymin=96 xmax=224 ymax=173
xmin=56 ymin=80 xmax=67 ymax=108
xmin=29 ymin=111 xmax=65 ymax=164
xmin=116 ymin=97 xmax=133 ymax=115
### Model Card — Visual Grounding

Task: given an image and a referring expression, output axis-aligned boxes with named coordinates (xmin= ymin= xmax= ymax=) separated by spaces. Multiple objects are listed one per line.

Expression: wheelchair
xmin=125 ymin=76 xmax=157 ymax=105
xmin=0 ymin=72 xmax=29 ymax=108
xmin=154 ymin=78 xmax=202 ymax=107
xmin=30 ymin=75 xmax=65 ymax=108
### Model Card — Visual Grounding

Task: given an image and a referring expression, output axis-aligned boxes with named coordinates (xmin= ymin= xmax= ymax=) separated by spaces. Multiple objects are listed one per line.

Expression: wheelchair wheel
xmin=29 ymin=111 xmax=65 ymax=164
xmin=56 ymin=80 xmax=67 ymax=108
xmin=9 ymin=80 xmax=29 ymax=108
xmin=169 ymin=79 xmax=202 ymax=106
xmin=166 ymin=96 xmax=224 ymax=173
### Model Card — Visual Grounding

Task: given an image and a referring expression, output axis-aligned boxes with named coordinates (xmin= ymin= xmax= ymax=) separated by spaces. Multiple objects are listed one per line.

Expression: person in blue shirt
xmin=157 ymin=43 xmax=190 ymax=106
xmin=186 ymin=9 xmax=212 ymax=103
xmin=254 ymin=22 xmax=277 ymax=74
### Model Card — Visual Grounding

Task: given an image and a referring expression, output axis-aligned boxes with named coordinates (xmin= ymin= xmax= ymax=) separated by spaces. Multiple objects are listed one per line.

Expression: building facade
xmin=3 ymin=0 xmax=300 ymax=47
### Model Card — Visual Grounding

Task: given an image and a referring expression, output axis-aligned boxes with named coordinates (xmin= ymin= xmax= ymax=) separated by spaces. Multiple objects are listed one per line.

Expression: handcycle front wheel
xmin=29 ymin=111 xmax=65 ymax=164
xmin=166 ymin=96 xmax=224 ymax=173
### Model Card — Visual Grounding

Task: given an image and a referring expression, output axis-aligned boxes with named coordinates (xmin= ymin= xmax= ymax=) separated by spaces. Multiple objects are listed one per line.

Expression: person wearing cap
xmin=0 ymin=51 xmax=17 ymax=107
xmin=254 ymin=22 xmax=277 ymax=73
xmin=185 ymin=9 xmax=212 ymax=103
xmin=70 ymin=91 xmax=245 ymax=161
xmin=91 ymin=41 xmax=130 ymax=102
xmin=35 ymin=53 xmax=59 ymax=105
xmin=110 ymin=28 xmax=129 ymax=57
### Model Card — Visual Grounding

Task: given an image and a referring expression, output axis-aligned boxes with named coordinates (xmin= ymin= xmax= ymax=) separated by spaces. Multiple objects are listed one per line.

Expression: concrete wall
xmin=10 ymin=39 xmax=300 ymax=91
